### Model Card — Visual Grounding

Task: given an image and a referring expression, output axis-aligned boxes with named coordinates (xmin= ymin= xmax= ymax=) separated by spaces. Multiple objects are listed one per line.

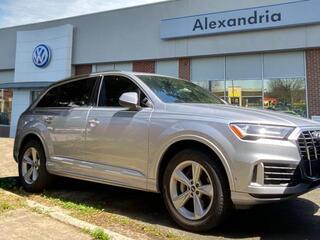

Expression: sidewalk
xmin=0 ymin=138 xmax=17 ymax=177
xmin=0 ymin=138 xmax=90 ymax=240
xmin=0 ymin=208 xmax=90 ymax=240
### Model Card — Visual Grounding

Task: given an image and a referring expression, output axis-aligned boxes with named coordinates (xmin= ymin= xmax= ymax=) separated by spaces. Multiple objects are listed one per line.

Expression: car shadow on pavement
xmin=1 ymin=176 xmax=319 ymax=240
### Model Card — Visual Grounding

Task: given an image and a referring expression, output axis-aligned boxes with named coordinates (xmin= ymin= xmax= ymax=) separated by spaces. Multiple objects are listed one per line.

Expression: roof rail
xmin=93 ymin=70 xmax=124 ymax=74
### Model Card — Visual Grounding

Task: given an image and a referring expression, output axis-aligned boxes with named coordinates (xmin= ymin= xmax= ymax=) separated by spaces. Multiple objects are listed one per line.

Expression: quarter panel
xmin=14 ymin=112 xmax=54 ymax=167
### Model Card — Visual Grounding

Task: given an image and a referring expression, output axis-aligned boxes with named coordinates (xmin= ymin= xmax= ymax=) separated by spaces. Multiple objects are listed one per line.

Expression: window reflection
xmin=193 ymin=80 xmax=225 ymax=100
xmin=226 ymin=80 xmax=263 ymax=108
xmin=192 ymin=78 xmax=307 ymax=118
xmin=264 ymin=78 xmax=306 ymax=118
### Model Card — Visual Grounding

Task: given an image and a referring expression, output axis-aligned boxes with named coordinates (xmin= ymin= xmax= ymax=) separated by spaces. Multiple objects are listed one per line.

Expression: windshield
xmin=137 ymin=75 xmax=224 ymax=104
xmin=137 ymin=75 xmax=225 ymax=104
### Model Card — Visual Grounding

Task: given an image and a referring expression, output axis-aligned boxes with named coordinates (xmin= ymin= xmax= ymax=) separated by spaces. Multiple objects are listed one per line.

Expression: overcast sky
xmin=0 ymin=0 xmax=167 ymax=28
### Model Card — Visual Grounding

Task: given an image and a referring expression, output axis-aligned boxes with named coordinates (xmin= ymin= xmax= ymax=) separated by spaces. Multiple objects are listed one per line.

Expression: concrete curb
xmin=2 ymin=190 xmax=133 ymax=240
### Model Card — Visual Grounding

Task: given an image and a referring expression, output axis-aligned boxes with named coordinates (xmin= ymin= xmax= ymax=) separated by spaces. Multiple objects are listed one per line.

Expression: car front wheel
xmin=162 ymin=149 xmax=231 ymax=232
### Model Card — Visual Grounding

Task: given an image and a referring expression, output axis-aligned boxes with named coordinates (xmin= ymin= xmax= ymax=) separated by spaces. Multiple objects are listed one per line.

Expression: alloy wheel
xmin=21 ymin=147 xmax=40 ymax=184
xmin=169 ymin=160 xmax=214 ymax=220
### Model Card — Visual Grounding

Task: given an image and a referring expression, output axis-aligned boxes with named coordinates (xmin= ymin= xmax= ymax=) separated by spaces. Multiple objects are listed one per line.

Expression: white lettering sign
xmin=160 ymin=0 xmax=320 ymax=39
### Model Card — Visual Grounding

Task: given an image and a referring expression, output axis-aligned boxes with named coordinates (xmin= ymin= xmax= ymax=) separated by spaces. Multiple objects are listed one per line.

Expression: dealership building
xmin=1 ymin=0 xmax=320 ymax=137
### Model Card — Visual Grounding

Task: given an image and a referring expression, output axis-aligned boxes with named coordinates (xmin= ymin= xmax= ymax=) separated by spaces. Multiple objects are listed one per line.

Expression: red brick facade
xmin=179 ymin=58 xmax=191 ymax=80
xmin=75 ymin=64 xmax=92 ymax=75
xmin=306 ymin=49 xmax=320 ymax=117
xmin=133 ymin=60 xmax=155 ymax=73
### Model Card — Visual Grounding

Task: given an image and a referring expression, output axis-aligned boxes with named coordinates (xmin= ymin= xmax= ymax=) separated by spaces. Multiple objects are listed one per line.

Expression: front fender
xmin=148 ymin=120 xmax=236 ymax=192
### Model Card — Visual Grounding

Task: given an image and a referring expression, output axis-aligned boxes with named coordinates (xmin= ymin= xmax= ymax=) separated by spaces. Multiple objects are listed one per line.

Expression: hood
xmin=165 ymin=103 xmax=320 ymax=127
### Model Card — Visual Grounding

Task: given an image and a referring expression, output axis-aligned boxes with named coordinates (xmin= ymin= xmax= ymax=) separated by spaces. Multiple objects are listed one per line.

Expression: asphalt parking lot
xmin=1 ymin=138 xmax=319 ymax=240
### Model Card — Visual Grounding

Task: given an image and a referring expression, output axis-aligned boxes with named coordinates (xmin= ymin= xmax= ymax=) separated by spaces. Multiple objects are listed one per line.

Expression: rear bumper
xmin=231 ymin=179 xmax=320 ymax=206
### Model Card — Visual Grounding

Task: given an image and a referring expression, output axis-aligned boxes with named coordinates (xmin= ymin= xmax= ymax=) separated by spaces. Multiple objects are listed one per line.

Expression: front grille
xmin=297 ymin=130 xmax=320 ymax=179
xmin=263 ymin=163 xmax=300 ymax=186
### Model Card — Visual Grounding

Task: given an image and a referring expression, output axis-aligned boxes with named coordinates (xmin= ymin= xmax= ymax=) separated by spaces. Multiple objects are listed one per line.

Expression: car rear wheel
xmin=18 ymin=140 xmax=51 ymax=192
xmin=162 ymin=149 xmax=231 ymax=232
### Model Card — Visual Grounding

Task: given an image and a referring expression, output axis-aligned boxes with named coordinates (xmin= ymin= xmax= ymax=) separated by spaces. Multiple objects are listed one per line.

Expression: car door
xmin=85 ymin=75 xmax=152 ymax=189
xmin=35 ymin=76 xmax=100 ymax=173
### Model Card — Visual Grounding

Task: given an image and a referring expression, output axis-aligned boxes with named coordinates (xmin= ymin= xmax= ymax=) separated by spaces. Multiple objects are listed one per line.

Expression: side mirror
xmin=119 ymin=92 xmax=140 ymax=110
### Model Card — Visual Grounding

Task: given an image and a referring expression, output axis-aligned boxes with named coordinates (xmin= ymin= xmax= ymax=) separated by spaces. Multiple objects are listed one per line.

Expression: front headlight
xmin=229 ymin=123 xmax=295 ymax=140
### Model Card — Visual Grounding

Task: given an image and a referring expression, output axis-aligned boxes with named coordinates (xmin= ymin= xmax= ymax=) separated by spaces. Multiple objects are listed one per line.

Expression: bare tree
xmin=265 ymin=78 xmax=306 ymax=116
xmin=265 ymin=78 xmax=305 ymax=106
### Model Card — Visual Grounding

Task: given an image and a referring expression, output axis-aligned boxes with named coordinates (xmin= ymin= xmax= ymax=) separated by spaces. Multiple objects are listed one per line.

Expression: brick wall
xmin=179 ymin=58 xmax=191 ymax=80
xmin=306 ymin=49 xmax=320 ymax=117
xmin=133 ymin=60 xmax=155 ymax=73
xmin=75 ymin=64 xmax=92 ymax=75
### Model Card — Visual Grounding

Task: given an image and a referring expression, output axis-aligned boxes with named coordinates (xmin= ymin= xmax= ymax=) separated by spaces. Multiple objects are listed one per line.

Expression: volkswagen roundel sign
xmin=32 ymin=44 xmax=51 ymax=68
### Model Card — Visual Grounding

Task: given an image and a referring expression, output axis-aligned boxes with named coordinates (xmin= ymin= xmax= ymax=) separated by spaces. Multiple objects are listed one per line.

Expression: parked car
xmin=14 ymin=72 xmax=320 ymax=232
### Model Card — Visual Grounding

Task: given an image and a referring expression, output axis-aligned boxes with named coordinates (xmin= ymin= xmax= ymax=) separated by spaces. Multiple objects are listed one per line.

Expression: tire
xmin=162 ymin=149 xmax=231 ymax=232
xmin=18 ymin=140 xmax=51 ymax=192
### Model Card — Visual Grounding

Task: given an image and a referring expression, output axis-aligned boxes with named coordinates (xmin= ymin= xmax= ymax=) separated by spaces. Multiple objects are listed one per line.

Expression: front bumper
xmin=229 ymin=127 xmax=320 ymax=206
xmin=231 ymin=179 xmax=320 ymax=206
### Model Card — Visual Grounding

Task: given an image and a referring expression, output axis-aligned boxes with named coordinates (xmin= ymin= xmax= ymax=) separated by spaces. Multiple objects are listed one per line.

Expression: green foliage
xmin=0 ymin=202 xmax=12 ymax=213
xmin=43 ymin=194 xmax=98 ymax=215
xmin=0 ymin=190 xmax=24 ymax=214
xmin=83 ymin=228 xmax=111 ymax=240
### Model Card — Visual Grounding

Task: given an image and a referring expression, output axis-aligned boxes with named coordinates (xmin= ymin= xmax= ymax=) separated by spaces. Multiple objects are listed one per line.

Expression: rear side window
xmin=37 ymin=77 xmax=98 ymax=108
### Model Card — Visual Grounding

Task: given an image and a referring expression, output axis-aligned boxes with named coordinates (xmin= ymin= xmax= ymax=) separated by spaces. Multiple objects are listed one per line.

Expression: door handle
xmin=88 ymin=119 xmax=100 ymax=127
xmin=44 ymin=116 xmax=53 ymax=124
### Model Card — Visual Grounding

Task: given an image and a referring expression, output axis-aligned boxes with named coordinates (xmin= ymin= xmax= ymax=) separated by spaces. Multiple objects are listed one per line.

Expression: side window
xmin=98 ymin=76 xmax=147 ymax=107
xmin=36 ymin=87 xmax=59 ymax=108
xmin=37 ymin=77 xmax=98 ymax=108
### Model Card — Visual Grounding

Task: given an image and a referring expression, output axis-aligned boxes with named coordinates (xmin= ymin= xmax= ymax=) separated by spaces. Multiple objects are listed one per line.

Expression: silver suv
xmin=14 ymin=72 xmax=320 ymax=231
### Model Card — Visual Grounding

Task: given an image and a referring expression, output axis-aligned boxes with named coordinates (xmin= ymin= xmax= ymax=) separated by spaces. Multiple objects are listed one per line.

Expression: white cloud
xmin=0 ymin=0 xmax=167 ymax=28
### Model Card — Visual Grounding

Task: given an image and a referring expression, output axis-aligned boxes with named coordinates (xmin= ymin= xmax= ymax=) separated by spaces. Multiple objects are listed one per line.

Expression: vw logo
xmin=32 ymin=44 xmax=51 ymax=68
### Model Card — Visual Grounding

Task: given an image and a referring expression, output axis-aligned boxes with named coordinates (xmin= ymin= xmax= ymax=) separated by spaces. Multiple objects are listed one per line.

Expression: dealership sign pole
xmin=160 ymin=0 xmax=320 ymax=39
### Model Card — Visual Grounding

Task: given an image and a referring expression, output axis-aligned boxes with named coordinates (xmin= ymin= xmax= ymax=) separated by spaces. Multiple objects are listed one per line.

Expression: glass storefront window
xmin=0 ymin=89 xmax=3 ymax=111
xmin=0 ymin=89 xmax=12 ymax=125
xmin=191 ymin=52 xmax=307 ymax=118
xmin=264 ymin=78 xmax=307 ymax=118
xmin=226 ymin=80 xmax=263 ymax=108
xmin=192 ymin=78 xmax=306 ymax=118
